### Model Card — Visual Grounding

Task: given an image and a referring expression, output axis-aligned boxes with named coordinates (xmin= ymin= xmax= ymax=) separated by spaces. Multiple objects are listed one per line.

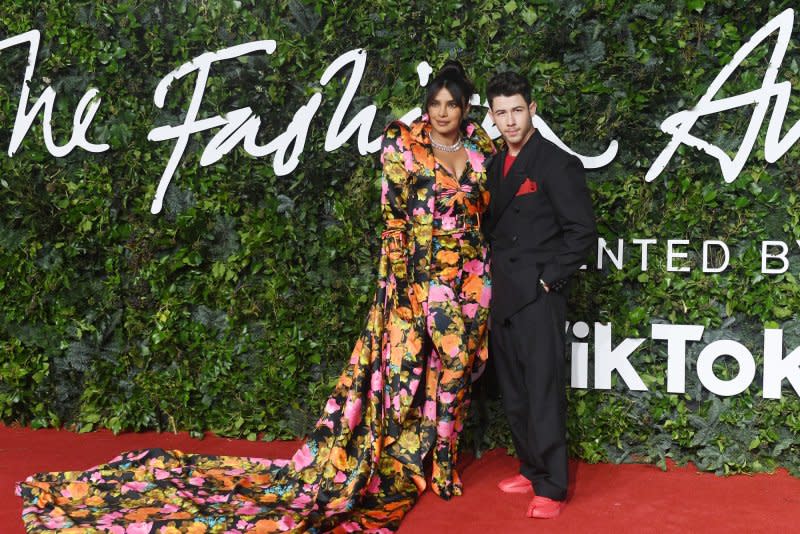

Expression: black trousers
xmin=491 ymin=290 xmax=568 ymax=501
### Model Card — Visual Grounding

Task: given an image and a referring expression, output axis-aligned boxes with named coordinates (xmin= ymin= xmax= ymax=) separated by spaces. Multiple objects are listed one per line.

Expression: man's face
xmin=489 ymin=94 xmax=536 ymax=147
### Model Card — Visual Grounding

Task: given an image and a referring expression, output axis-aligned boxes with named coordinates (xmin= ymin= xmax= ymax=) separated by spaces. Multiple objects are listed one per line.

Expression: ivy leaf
xmin=687 ymin=0 xmax=706 ymax=12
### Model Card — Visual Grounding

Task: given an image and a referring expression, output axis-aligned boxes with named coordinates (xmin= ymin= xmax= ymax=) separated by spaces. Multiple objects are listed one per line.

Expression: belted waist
xmin=431 ymin=213 xmax=481 ymax=236
xmin=432 ymin=225 xmax=482 ymax=236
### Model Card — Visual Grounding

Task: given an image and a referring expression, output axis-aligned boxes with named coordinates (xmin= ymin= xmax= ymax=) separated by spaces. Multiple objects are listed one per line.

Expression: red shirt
xmin=503 ymin=153 xmax=516 ymax=178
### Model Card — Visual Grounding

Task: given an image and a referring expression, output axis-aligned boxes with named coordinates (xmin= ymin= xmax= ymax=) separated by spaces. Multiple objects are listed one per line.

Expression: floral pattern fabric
xmin=16 ymin=117 xmax=495 ymax=533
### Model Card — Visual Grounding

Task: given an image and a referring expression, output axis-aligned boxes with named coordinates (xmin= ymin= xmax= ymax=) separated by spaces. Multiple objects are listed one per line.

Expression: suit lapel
xmin=486 ymin=131 xmax=542 ymax=234
xmin=486 ymin=151 xmax=504 ymax=199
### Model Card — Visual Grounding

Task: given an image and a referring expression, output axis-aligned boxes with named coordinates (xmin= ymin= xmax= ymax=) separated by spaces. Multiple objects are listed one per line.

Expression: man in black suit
xmin=483 ymin=71 xmax=597 ymax=519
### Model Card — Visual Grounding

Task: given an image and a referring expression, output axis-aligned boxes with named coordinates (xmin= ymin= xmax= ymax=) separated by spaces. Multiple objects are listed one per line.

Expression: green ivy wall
xmin=2 ymin=0 xmax=800 ymax=475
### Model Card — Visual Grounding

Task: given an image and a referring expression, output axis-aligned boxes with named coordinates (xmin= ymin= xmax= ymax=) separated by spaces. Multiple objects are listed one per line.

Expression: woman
xmin=17 ymin=61 xmax=495 ymax=533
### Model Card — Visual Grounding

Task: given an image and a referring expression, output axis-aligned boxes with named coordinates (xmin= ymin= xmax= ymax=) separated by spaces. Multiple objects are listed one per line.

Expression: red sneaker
xmin=497 ymin=474 xmax=533 ymax=494
xmin=527 ymin=495 xmax=564 ymax=519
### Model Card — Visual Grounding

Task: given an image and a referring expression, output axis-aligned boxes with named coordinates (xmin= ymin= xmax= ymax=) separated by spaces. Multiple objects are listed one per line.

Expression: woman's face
xmin=427 ymin=87 xmax=466 ymax=138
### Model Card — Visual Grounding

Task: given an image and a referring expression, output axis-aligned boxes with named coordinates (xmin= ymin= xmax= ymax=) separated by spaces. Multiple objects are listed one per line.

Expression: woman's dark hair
xmin=424 ymin=60 xmax=475 ymax=112
xmin=487 ymin=71 xmax=532 ymax=108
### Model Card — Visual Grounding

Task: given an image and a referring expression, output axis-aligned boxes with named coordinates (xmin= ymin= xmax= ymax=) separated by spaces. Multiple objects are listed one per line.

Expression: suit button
xmin=512 ymin=236 xmax=518 ymax=243
xmin=514 ymin=207 xmax=520 ymax=213
xmin=509 ymin=257 xmax=517 ymax=263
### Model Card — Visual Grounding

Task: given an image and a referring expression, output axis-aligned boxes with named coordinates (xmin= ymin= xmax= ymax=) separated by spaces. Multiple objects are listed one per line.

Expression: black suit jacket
xmin=484 ymin=130 xmax=597 ymax=321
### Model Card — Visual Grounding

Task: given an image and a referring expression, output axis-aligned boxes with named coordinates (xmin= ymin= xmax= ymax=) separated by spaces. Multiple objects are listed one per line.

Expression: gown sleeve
xmin=380 ymin=122 xmax=412 ymax=280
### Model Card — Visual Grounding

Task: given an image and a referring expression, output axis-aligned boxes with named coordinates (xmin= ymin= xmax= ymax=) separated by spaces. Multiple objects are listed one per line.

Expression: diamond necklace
xmin=430 ymin=133 xmax=463 ymax=152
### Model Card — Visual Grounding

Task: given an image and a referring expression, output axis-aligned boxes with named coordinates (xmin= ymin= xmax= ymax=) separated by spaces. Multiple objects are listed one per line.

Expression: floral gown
xmin=16 ymin=117 xmax=495 ymax=533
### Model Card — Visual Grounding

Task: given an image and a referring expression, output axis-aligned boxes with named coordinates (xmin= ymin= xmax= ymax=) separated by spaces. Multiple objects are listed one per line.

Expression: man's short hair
xmin=487 ymin=71 xmax=532 ymax=108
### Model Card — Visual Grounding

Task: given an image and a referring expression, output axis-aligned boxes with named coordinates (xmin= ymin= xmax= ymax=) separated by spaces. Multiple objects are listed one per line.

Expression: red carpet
xmin=2 ymin=424 xmax=799 ymax=532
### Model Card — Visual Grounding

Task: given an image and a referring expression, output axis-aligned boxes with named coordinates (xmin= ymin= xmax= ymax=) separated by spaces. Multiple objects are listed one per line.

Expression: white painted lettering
xmin=762 ymin=240 xmax=789 ymax=274
xmin=667 ymin=239 xmax=690 ymax=272
xmin=594 ymin=323 xmax=647 ymax=391
xmin=651 ymin=323 xmax=704 ymax=393
xmin=571 ymin=322 xmax=591 ymax=388
xmin=702 ymin=240 xmax=730 ymax=273
xmin=763 ymin=329 xmax=800 ymax=399
xmin=0 ymin=30 xmax=108 ymax=158
xmin=696 ymin=340 xmax=756 ymax=396
xmin=646 ymin=9 xmax=799 ymax=183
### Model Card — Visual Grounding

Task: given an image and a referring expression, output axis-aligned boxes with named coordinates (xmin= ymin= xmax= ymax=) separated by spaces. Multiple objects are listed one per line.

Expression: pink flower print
xmin=344 ymin=397 xmax=363 ymax=431
xmin=290 ymin=493 xmax=311 ymax=509
xmin=412 ymin=207 xmax=426 ymax=216
xmin=380 ymin=144 xmax=395 ymax=165
xmin=402 ymin=149 xmax=414 ymax=172
xmin=224 ymin=468 xmax=245 ymax=476
xmin=129 ymin=450 xmax=150 ymax=461
xmin=291 ymin=444 xmax=313 ymax=471
xmin=423 ymin=399 xmax=437 ymax=421
xmin=439 ymin=392 xmax=455 ymax=404
xmin=467 ymin=147 xmax=485 ymax=172
xmin=235 ymin=502 xmax=261 ymax=515
xmin=462 ymin=259 xmax=483 ymax=275
xmin=428 ymin=285 xmax=455 ymax=303
xmin=341 ymin=521 xmax=362 ymax=532
xmin=278 ymin=514 xmax=297 ymax=530
xmin=480 ymin=286 xmax=491 ymax=307
xmin=98 ymin=511 xmax=124 ymax=526
xmin=126 ymin=523 xmax=153 ymax=534
xmin=44 ymin=516 xmax=66 ymax=529
xmin=188 ymin=476 xmax=205 ymax=486
xmin=160 ymin=504 xmax=180 ymax=514
xmin=439 ymin=215 xmax=457 ymax=230
xmin=334 ymin=470 xmax=347 ymax=483
xmin=370 ymin=370 xmax=383 ymax=394
xmin=325 ymin=398 xmax=340 ymax=414
xmin=121 ymin=481 xmax=149 ymax=493
xmin=154 ymin=469 xmax=170 ymax=480
xmin=380 ymin=178 xmax=389 ymax=204
xmin=208 ymin=493 xmax=231 ymax=503
xmin=108 ymin=526 xmax=126 ymax=534
xmin=462 ymin=302 xmax=478 ymax=319
xmin=437 ymin=420 xmax=455 ymax=438
xmin=366 ymin=473 xmax=382 ymax=494
xmin=466 ymin=123 xmax=476 ymax=137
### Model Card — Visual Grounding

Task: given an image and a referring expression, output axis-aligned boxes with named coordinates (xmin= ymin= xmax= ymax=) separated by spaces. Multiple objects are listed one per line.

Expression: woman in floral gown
xmin=17 ymin=61 xmax=495 ymax=533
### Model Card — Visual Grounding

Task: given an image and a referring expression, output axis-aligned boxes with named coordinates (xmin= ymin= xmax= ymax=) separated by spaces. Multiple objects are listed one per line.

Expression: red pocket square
xmin=516 ymin=178 xmax=538 ymax=196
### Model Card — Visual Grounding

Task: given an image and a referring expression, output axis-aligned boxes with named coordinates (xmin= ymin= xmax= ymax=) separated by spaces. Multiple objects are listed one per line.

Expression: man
xmin=483 ymin=71 xmax=597 ymax=518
